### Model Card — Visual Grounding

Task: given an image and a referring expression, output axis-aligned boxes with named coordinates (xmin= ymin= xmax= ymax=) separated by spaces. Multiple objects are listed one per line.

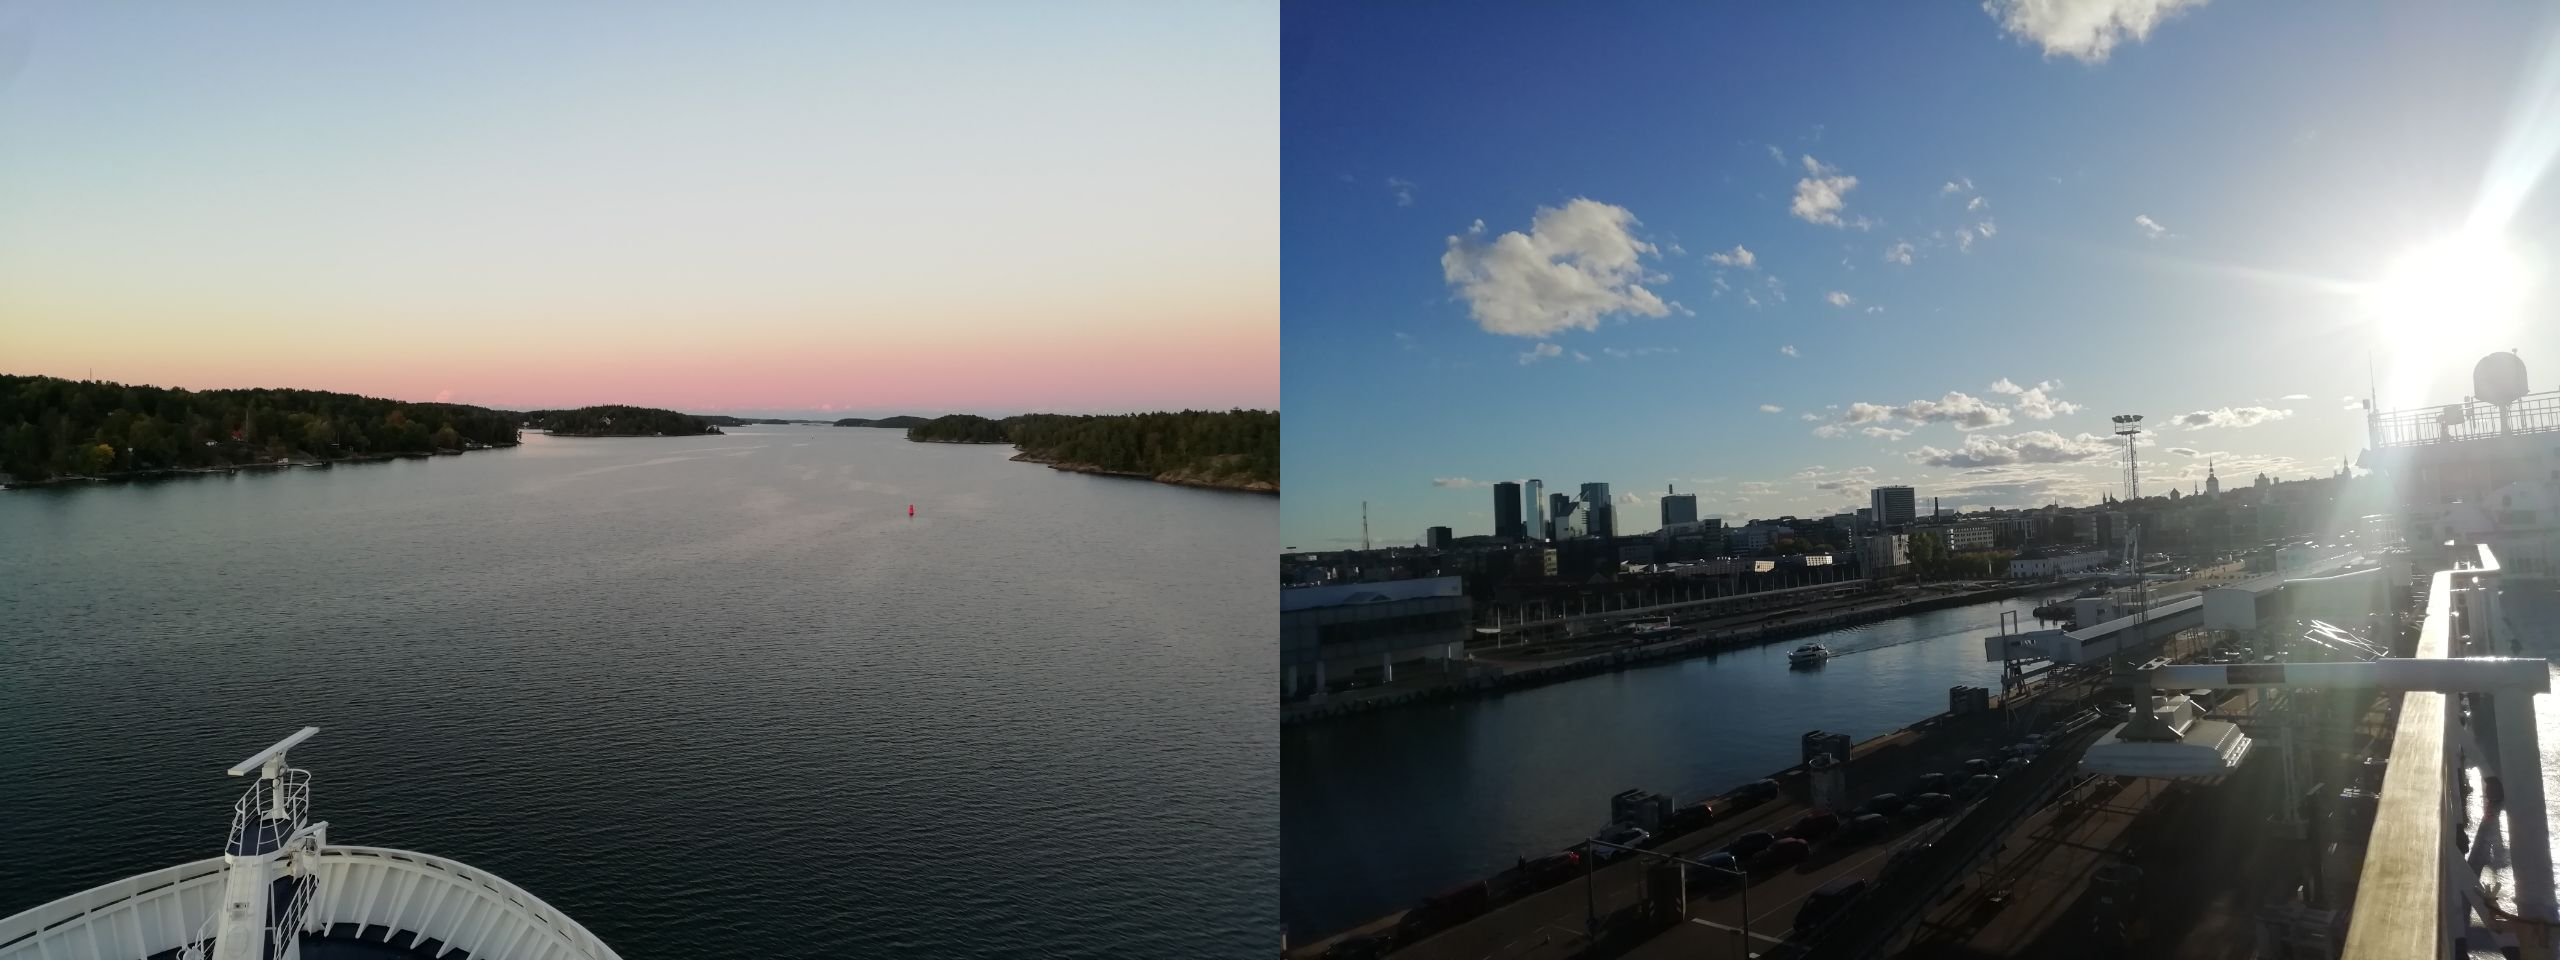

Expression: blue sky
xmin=1281 ymin=0 xmax=2560 ymax=550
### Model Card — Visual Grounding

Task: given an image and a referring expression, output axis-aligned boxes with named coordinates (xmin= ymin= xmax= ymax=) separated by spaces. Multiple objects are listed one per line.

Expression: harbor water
xmin=1280 ymin=590 xmax=2071 ymax=939
xmin=0 ymin=427 xmax=1275 ymax=958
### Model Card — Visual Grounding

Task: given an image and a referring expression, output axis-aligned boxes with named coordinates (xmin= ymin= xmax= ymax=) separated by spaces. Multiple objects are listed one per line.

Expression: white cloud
xmin=2134 ymin=214 xmax=2167 ymax=239
xmin=1759 ymin=403 xmax=1785 ymax=413
xmin=2279 ymin=393 xmax=2310 ymax=400
xmin=1800 ymin=412 xmax=1821 ymax=422
xmin=1818 ymin=391 xmax=2016 ymax=435
xmin=1519 ymin=342 xmax=1564 ymax=365
xmin=1863 ymin=427 xmax=1912 ymax=441
xmin=1706 ymin=245 xmax=1758 ymax=269
xmin=1432 ymin=477 xmax=1488 ymax=488
xmin=1813 ymin=424 xmax=1849 ymax=439
xmin=1574 ymin=351 xmax=1592 ymax=362
xmin=433 ymin=389 xmax=453 ymax=402
xmin=1983 ymin=0 xmax=2212 ymax=64
xmin=1780 ymin=344 xmax=1800 ymax=357
xmin=2175 ymin=406 xmax=2292 ymax=429
xmin=1906 ymin=430 xmax=2117 ymax=468
xmin=1826 ymin=291 xmax=1854 ymax=308
xmin=1792 ymin=156 xmax=1861 ymax=227
xmin=2166 ymin=446 xmax=2201 ymax=457
xmin=1989 ymin=378 xmax=2081 ymax=419
xmin=1847 ymin=466 xmax=1877 ymax=475
xmin=1387 ymin=177 xmax=1416 ymax=207
xmin=1967 ymin=196 xmax=1986 ymax=211
xmin=1940 ymin=178 xmax=1974 ymax=196
xmin=1884 ymin=241 xmax=1915 ymax=265
xmin=1601 ymin=346 xmax=1677 ymax=359
xmin=1443 ymin=198 xmax=1673 ymax=337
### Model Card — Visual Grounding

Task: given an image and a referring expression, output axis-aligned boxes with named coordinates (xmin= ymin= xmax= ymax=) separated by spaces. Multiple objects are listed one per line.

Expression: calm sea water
xmin=1280 ymin=591 xmax=2069 ymax=938
xmin=0 ymin=427 xmax=1274 ymax=958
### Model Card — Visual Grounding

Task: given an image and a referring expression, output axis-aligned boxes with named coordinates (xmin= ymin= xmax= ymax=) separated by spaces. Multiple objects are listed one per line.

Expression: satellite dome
xmin=2476 ymin=351 xmax=2528 ymax=407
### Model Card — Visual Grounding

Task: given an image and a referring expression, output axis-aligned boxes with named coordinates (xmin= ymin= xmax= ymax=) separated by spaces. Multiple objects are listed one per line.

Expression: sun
xmin=2361 ymin=231 xmax=2531 ymax=364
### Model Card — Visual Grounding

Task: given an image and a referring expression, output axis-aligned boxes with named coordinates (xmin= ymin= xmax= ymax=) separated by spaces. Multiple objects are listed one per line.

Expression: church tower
xmin=2204 ymin=460 xmax=2220 ymax=496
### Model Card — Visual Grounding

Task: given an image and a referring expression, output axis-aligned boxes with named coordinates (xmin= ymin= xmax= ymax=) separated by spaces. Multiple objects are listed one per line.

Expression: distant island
xmin=907 ymin=410 xmax=1277 ymax=494
xmin=521 ymin=406 xmax=721 ymax=437
xmin=832 ymin=415 xmax=929 ymax=429
xmin=0 ymin=375 xmax=520 ymax=485
xmin=694 ymin=415 xmax=830 ymax=427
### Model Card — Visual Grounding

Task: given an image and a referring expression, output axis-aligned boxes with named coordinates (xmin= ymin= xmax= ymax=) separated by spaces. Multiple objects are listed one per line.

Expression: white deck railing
xmin=0 ymin=846 xmax=622 ymax=960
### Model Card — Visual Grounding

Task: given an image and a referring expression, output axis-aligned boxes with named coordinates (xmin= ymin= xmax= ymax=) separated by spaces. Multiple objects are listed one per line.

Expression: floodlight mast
xmin=2112 ymin=414 xmax=2144 ymax=502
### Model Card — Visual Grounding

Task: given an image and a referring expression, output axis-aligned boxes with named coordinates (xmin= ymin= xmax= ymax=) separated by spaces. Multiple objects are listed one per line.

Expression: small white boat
xmin=1787 ymin=643 xmax=1832 ymax=667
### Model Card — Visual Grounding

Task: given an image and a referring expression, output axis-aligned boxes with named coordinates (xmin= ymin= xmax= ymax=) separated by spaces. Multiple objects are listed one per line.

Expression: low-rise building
xmin=2009 ymin=549 xmax=2109 ymax=579
xmin=1280 ymin=576 xmax=1472 ymax=699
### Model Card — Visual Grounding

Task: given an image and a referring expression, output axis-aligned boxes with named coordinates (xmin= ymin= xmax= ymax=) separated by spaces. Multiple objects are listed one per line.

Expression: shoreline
xmin=2 ymin=442 xmax=520 ymax=490
xmin=1006 ymin=449 xmax=1278 ymax=495
xmin=1281 ymin=580 xmax=2072 ymax=726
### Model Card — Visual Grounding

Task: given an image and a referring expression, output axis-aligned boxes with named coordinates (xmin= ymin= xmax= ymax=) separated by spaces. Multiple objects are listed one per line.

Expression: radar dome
xmin=2475 ymin=351 xmax=2529 ymax=407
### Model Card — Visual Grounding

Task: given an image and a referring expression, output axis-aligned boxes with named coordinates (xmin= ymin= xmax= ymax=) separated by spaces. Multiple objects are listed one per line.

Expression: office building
xmin=1525 ymin=479 xmax=1545 ymax=542
xmin=1870 ymin=486 xmax=1917 ymax=529
xmin=1425 ymin=526 xmax=1453 ymax=549
xmin=1493 ymin=481 xmax=1524 ymax=539
xmin=1580 ymin=482 xmax=1615 ymax=541
xmin=1548 ymin=492 xmax=1573 ymax=539
xmin=1661 ymin=484 xmax=1698 ymax=527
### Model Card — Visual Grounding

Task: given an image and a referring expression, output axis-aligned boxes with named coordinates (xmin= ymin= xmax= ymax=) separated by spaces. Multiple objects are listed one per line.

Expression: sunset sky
xmin=0 ymin=2 xmax=1277 ymax=417
xmin=1282 ymin=0 xmax=2560 ymax=548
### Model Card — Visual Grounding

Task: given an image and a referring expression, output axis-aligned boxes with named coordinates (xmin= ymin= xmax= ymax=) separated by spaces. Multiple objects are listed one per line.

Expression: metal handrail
xmin=2339 ymin=545 xmax=2493 ymax=959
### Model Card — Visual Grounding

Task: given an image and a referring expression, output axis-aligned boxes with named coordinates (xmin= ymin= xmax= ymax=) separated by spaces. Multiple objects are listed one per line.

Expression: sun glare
xmin=2365 ymin=231 xmax=2529 ymax=343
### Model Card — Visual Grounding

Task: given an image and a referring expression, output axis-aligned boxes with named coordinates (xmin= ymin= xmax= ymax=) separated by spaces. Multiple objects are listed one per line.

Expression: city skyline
xmin=0 ymin=3 xmax=1278 ymax=416
xmin=1280 ymin=1 xmax=2560 ymax=549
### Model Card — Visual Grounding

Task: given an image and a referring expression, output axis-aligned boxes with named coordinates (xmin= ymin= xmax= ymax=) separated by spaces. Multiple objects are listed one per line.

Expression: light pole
xmin=1583 ymin=836 xmax=1754 ymax=957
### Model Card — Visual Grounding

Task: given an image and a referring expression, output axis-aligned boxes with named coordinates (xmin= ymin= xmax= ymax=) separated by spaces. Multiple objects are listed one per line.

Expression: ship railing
xmin=2370 ymin=390 xmax=2560 ymax=449
xmin=2341 ymin=543 xmax=2528 ymax=960
xmin=225 ymin=767 xmax=310 ymax=855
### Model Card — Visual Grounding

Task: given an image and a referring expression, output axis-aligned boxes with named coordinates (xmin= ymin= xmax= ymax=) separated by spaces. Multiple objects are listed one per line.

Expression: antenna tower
xmin=1361 ymin=501 xmax=1370 ymax=552
xmin=2112 ymin=414 xmax=2144 ymax=501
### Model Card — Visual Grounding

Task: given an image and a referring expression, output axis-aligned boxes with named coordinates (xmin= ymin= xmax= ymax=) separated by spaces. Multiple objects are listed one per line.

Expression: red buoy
xmin=908 ymin=504 xmax=915 ymax=517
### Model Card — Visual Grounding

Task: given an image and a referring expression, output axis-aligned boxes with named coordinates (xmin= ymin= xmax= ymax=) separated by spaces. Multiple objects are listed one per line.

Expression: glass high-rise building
xmin=1525 ymin=479 xmax=1545 ymax=542
xmin=1870 ymin=485 xmax=1917 ymax=529
xmin=1493 ymin=481 xmax=1525 ymax=539
xmin=1548 ymin=493 xmax=1573 ymax=539
xmin=1661 ymin=490 xmax=1698 ymax=527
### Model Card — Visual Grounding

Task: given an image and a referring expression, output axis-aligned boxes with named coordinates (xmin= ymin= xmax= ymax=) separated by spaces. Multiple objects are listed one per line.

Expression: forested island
xmin=907 ymin=410 xmax=1278 ymax=493
xmin=521 ymin=406 xmax=721 ymax=437
xmin=832 ymin=415 xmax=929 ymax=428
xmin=0 ymin=375 xmax=519 ymax=484
xmin=696 ymin=415 xmax=827 ymax=427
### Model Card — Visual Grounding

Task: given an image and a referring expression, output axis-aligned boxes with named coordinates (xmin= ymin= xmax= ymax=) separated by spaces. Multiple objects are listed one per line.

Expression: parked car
xmin=1844 ymin=812 xmax=1892 ymax=845
xmin=1750 ymin=836 xmax=1811 ymax=871
xmin=1666 ymin=800 xmax=1718 ymax=834
xmin=1738 ymin=779 xmax=1782 ymax=805
xmin=1910 ymin=772 xmax=1949 ymax=796
xmin=1785 ymin=810 xmax=1842 ymax=841
xmin=1962 ymin=758 xmax=1993 ymax=776
xmin=1907 ymin=792 xmax=1953 ymax=817
xmin=1595 ymin=824 xmax=1651 ymax=859
xmin=1524 ymin=851 xmax=1581 ymax=885
xmin=1957 ymin=773 xmax=2000 ymax=799
xmin=1864 ymin=793 xmax=1907 ymax=816
xmin=1727 ymin=830 xmax=1778 ymax=859
xmin=1792 ymin=877 xmax=1870 ymax=933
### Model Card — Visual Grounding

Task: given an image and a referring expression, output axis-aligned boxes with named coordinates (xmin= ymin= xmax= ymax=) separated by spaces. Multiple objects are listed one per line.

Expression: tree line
xmin=521 ymin=406 xmax=720 ymax=436
xmin=0 ymin=375 xmax=520 ymax=482
xmin=909 ymin=409 xmax=1278 ymax=485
